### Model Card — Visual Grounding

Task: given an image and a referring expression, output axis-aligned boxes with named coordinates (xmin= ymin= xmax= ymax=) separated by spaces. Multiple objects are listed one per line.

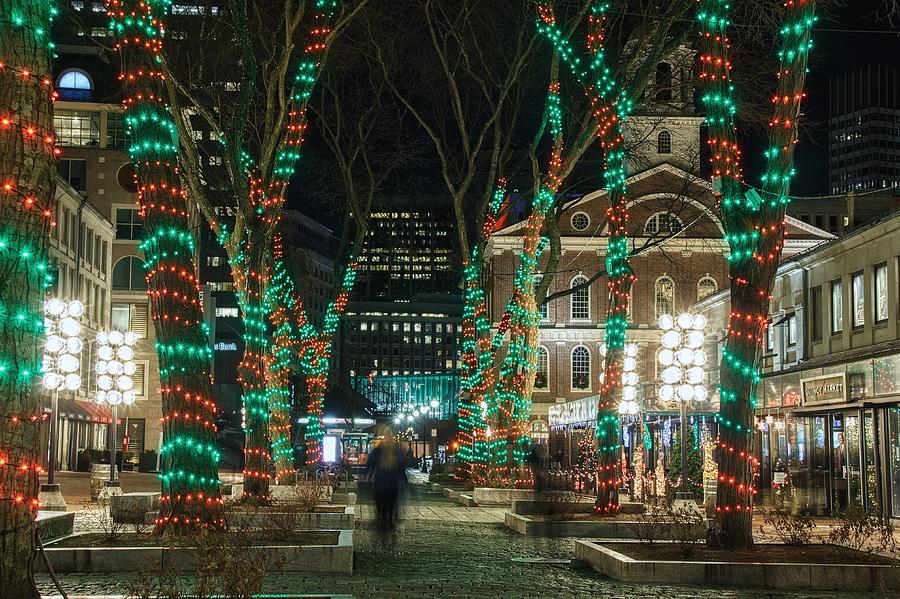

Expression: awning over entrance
xmin=42 ymin=398 xmax=112 ymax=423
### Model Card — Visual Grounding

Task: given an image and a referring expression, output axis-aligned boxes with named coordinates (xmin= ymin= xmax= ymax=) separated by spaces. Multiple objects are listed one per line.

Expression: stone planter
xmin=575 ymin=540 xmax=900 ymax=591
xmin=38 ymin=530 xmax=353 ymax=574
xmin=464 ymin=487 xmax=535 ymax=506
xmin=505 ymin=511 xmax=702 ymax=538
xmin=226 ymin=506 xmax=355 ymax=530
xmin=36 ymin=511 xmax=75 ymax=542
xmin=231 ymin=483 xmax=334 ymax=502
xmin=110 ymin=492 xmax=160 ymax=524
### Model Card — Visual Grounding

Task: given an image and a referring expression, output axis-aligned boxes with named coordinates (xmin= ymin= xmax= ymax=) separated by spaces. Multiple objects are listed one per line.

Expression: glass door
xmin=862 ymin=410 xmax=879 ymax=513
xmin=831 ymin=412 xmax=862 ymax=511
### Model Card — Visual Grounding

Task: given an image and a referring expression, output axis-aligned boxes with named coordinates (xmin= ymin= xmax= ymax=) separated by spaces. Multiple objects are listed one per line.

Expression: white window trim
xmin=644 ymin=212 xmax=683 ymax=236
xmin=570 ymin=344 xmax=591 ymax=392
xmin=570 ymin=211 xmax=591 ymax=232
xmin=534 ymin=345 xmax=550 ymax=392
xmin=654 ymin=274 xmax=675 ymax=319
xmin=697 ymin=276 xmax=718 ymax=301
xmin=569 ymin=274 xmax=591 ymax=322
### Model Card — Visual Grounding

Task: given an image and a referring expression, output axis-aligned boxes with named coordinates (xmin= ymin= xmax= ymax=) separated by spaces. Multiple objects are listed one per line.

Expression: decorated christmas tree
xmin=669 ymin=422 xmax=704 ymax=501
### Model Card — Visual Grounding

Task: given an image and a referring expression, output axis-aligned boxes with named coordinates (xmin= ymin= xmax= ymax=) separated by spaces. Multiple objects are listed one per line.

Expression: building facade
xmin=51 ymin=55 xmax=164 ymax=463
xmin=43 ymin=179 xmax=117 ymax=471
xmin=696 ymin=210 xmax=900 ymax=521
xmin=828 ymin=65 xmax=900 ymax=195
xmin=353 ymin=196 xmax=457 ymax=301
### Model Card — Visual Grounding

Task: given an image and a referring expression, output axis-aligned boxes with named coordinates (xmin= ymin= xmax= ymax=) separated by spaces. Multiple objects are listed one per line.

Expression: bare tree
xmin=0 ymin=2 xmax=55 ymax=595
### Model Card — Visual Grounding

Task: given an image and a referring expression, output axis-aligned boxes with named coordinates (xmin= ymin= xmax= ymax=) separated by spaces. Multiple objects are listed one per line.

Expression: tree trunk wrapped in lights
xmin=486 ymin=82 xmax=566 ymax=486
xmin=266 ymin=236 xmax=358 ymax=476
xmin=162 ymin=2 xmax=347 ymax=501
xmin=457 ymin=182 xmax=507 ymax=482
xmin=697 ymin=0 xmax=817 ymax=549
xmin=0 ymin=2 xmax=56 ymax=594
xmin=536 ymin=0 xmax=698 ymax=513
xmin=107 ymin=0 xmax=224 ymax=530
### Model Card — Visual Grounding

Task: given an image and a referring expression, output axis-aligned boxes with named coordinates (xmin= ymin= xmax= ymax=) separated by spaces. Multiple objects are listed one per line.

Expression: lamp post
xmin=93 ymin=330 xmax=138 ymax=492
xmin=40 ymin=298 xmax=85 ymax=509
xmin=658 ymin=312 xmax=708 ymax=508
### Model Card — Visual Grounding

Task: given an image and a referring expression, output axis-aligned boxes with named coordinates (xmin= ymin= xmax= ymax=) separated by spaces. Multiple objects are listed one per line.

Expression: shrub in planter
xmin=759 ymin=507 xmax=814 ymax=545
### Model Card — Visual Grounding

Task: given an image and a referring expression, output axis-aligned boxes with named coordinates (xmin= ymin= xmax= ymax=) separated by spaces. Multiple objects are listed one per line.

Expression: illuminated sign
xmin=548 ymin=396 xmax=597 ymax=426
xmin=800 ymin=373 xmax=847 ymax=405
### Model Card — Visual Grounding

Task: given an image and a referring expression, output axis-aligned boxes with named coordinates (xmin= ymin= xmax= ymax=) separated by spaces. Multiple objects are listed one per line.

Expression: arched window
xmin=697 ymin=276 xmax=718 ymax=301
xmin=655 ymin=276 xmax=675 ymax=318
xmin=644 ymin=212 xmax=683 ymax=236
xmin=112 ymin=256 xmax=146 ymax=291
xmin=570 ymin=275 xmax=590 ymax=320
xmin=571 ymin=346 xmax=590 ymax=390
xmin=655 ymin=62 xmax=672 ymax=102
xmin=57 ymin=69 xmax=93 ymax=100
xmin=534 ymin=346 xmax=549 ymax=390
xmin=657 ymin=130 xmax=672 ymax=154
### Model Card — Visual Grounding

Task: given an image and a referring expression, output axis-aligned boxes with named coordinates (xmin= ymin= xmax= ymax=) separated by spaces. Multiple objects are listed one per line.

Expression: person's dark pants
xmin=374 ymin=486 xmax=400 ymax=533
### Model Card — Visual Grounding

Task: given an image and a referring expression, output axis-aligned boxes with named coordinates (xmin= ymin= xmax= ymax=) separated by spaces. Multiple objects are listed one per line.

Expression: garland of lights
xmin=536 ymin=0 xmax=636 ymax=514
xmin=0 ymin=1 xmax=57 ymax=591
xmin=107 ymin=0 xmax=224 ymax=529
xmin=697 ymin=0 xmax=816 ymax=546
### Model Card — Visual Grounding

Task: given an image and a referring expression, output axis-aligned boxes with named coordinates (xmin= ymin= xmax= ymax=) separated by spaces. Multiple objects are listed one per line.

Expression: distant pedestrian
xmin=366 ymin=427 xmax=407 ymax=547
xmin=527 ymin=442 xmax=550 ymax=495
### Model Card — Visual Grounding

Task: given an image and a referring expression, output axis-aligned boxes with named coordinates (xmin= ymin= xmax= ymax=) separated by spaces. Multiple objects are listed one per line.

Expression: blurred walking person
xmin=366 ymin=427 xmax=407 ymax=547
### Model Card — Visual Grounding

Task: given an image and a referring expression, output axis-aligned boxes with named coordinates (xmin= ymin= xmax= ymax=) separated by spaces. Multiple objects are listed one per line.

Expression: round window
xmin=571 ymin=212 xmax=590 ymax=231
xmin=117 ymin=163 xmax=138 ymax=193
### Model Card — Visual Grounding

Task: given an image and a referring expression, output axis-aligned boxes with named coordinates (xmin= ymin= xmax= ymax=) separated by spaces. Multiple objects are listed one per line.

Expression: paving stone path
xmin=35 ymin=480 xmax=887 ymax=598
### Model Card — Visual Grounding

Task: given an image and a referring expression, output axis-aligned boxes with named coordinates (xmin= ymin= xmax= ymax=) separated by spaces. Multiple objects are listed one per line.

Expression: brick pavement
xmin=36 ymin=487 xmax=883 ymax=599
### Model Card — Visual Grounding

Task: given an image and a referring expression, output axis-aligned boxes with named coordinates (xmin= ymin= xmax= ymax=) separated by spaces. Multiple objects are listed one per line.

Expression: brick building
xmin=488 ymin=149 xmax=832 ymax=437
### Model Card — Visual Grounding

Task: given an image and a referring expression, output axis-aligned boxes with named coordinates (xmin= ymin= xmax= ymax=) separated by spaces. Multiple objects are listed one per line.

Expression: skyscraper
xmin=828 ymin=66 xmax=900 ymax=194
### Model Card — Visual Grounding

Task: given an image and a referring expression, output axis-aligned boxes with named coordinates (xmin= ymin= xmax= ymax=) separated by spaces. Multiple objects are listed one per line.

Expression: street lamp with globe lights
xmin=41 ymin=299 xmax=84 ymax=500
xmin=94 ymin=330 xmax=138 ymax=492
xmin=658 ymin=312 xmax=707 ymax=507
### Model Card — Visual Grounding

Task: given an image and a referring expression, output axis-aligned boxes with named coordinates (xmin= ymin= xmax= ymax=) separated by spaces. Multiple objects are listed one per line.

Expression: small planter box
xmin=575 ymin=540 xmax=900 ymax=591
xmin=231 ymin=483 xmax=334 ymax=502
xmin=470 ymin=487 xmax=535 ymax=506
xmin=36 ymin=511 xmax=75 ymax=542
xmin=505 ymin=512 xmax=702 ymax=538
xmin=110 ymin=492 xmax=160 ymax=524
xmin=38 ymin=530 xmax=353 ymax=574
xmin=226 ymin=506 xmax=355 ymax=530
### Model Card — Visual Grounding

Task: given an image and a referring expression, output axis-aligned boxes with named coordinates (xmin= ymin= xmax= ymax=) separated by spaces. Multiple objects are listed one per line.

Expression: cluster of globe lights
xmin=657 ymin=312 xmax=709 ymax=403
xmin=42 ymin=299 xmax=86 ymax=392
xmin=599 ymin=343 xmax=640 ymax=415
xmin=393 ymin=399 xmax=440 ymax=425
xmin=94 ymin=330 xmax=139 ymax=406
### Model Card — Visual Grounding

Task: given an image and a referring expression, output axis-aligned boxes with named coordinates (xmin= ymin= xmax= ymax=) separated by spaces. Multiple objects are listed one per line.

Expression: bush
xmin=759 ymin=507 xmax=815 ymax=545
xmin=826 ymin=505 xmax=897 ymax=556
xmin=671 ymin=507 xmax=704 ymax=558
xmin=627 ymin=508 xmax=673 ymax=545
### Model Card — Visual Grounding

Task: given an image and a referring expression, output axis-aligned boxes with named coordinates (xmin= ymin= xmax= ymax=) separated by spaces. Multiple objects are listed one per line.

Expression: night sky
xmin=765 ymin=0 xmax=899 ymax=196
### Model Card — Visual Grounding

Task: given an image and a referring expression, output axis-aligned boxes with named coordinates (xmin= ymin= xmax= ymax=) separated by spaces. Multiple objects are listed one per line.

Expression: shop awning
xmin=42 ymin=398 xmax=112 ymax=423
xmin=78 ymin=401 xmax=113 ymax=424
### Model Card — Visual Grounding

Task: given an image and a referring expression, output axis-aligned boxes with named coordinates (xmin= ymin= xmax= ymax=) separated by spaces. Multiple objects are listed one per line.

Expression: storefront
xmin=756 ymin=359 xmax=900 ymax=520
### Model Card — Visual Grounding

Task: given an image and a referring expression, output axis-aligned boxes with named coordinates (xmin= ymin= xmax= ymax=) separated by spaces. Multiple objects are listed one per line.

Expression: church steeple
xmin=623 ymin=45 xmax=703 ymax=175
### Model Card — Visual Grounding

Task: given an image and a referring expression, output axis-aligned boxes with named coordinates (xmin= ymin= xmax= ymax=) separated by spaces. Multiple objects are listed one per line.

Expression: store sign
xmin=800 ymin=373 xmax=848 ymax=405
xmin=548 ymin=396 xmax=596 ymax=426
